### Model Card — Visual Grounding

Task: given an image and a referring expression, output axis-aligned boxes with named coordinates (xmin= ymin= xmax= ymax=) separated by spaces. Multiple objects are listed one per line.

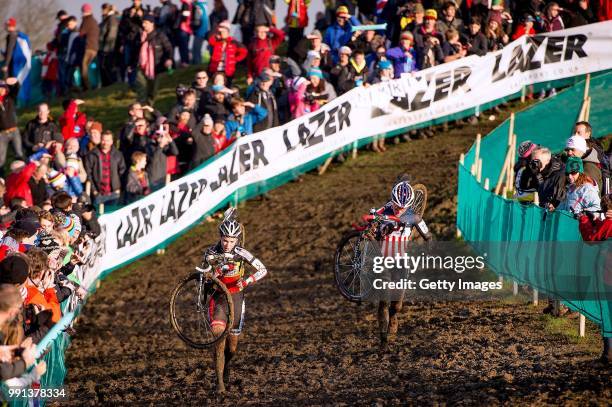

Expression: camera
xmin=529 ymin=158 xmax=542 ymax=172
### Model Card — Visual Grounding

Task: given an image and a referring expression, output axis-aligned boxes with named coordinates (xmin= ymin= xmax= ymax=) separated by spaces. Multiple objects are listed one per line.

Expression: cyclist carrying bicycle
xmin=199 ymin=210 xmax=267 ymax=393
xmin=373 ymin=179 xmax=432 ymax=350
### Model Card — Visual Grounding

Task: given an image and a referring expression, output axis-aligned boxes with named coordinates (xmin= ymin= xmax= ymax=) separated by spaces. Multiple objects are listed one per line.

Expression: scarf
xmin=350 ymin=58 xmax=366 ymax=74
xmin=139 ymin=31 xmax=156 ymax=80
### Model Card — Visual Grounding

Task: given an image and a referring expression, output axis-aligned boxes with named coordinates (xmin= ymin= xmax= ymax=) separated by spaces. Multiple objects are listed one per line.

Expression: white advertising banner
xmin=95 ymin=21 xmax=612 ymax=272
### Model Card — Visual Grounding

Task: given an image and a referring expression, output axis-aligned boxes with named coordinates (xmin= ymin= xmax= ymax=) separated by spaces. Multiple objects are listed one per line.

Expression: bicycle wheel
xmin=334 ymin=230 xmax=376 ymax=302
xmin=170 ymin=273 xmax=234 ymax=348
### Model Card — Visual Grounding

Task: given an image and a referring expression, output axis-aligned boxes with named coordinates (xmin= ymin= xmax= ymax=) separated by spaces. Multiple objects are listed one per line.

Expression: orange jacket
xmin=24 ymin=281 xmax=61 ymax=323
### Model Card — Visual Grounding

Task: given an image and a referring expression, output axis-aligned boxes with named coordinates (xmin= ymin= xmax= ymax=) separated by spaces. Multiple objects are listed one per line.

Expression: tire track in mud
xmin=62 ymin=111 xmax=610 ymax=405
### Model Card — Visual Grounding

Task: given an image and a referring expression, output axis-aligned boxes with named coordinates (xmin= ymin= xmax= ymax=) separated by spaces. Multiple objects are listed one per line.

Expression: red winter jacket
xmin=579 ymin=214 xmax=612 ymax=242
xmin=597 ymin=0 xmax=612 ymax=21
xmin=4 ymin=162 xmax=37 ymax=206
xmin=285 ymin=0 xmax=309 ymax=29
xmin=59 ymin=100 xmax=87 ymax=140
xmin=211 ymin=130 xmax=234 ymax=153
xmin=208 ymin=35 xmax=248 ymax=78
xmin=247 ymin=26 xmax=285 ymax=79
xmin=511 ymin=24 xmax=536 ymax=41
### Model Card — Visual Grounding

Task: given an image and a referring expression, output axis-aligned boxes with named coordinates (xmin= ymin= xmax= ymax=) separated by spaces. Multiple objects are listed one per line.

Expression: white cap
xmin=565 ymin=135 xmax=587 ymax=153
xmin=203 ymin=113 xmax=213 ymax=125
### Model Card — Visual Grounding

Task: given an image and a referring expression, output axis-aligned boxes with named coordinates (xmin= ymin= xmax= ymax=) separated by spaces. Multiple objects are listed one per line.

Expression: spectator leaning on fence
xmin=565 ymin=135 xmax=602 ymax=191
xmin=557 ymin=156 xmax=601 ymax=214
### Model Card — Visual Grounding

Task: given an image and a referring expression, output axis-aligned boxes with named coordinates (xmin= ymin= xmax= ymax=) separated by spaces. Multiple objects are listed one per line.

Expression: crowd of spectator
xmin=513 ymin=120 xmax=611 ymax=363
xmin=1 ymin=0 xmax=611 ymax=384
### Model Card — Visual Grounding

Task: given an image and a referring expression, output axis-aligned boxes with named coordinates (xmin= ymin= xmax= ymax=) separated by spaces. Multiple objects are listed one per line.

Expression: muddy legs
xmin=224 ymin=334 xmax=239 ymax=385
xmin=378 ymin=298 xmax=404 ymax=350
xmin=212 ymin=331 xmax=239 ymax=394
xmin=212 ymin=327 xmax=226 ymax=393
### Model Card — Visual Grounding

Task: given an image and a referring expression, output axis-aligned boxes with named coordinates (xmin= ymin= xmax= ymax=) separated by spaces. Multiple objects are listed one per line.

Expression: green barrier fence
xmin=457 ymin=71 xmax=612 ymax=336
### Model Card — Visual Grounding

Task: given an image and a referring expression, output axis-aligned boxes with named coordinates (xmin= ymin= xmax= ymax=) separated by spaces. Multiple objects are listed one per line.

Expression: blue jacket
xmin=386 ymin=46 xmax=417 ymax=78
xmin=323 ymin=16 xmax=360 ymax=64
xmin=192 ymin=1 xmax=210 ymax=38
xmin=47 ymin=175 xmax=84 ymax=198
xmin=225 ymin=105 xmax=268 ymax=137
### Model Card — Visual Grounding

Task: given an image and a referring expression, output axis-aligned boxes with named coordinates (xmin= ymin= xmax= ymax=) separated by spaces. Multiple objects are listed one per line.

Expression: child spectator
xmin=125 ymin=151 xmax=150 ymax=203
xmin=225 ymin=98 xmax=268 ymax=138
xmin=386 ymin=32 xmax=418 ymax=78
xmin=46 ymin=168 xmax=83 ymax=200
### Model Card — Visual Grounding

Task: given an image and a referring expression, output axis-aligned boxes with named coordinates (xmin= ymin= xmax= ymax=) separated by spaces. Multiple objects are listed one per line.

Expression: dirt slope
xmin=62 ymin=110 xmax=610 ymax=405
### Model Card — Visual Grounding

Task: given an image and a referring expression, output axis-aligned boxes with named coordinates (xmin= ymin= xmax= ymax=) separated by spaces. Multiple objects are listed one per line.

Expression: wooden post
xmin=494 ymin=148 xmax=512 ymax=195
xmin=508 ymin=133 xmax=517 ymax=194
xmin=476 ymin=158 xmax=482 ymax=183
xmin=584 ymin=96 xmax=591 ymax=122
xmin=318 ymin=157 xmax=334 ymax=175
xmin=579 ymin=314 xmax=586 ymax=337
xmin=520 ymin=85 xmax=526 ymax=103
xmin=474 ymin=134 xmax=481 ymax=166
xmin=513 ymin=281 xmax=518 ymax=296
xmin=583 ymin=73 xmax=590 ymax=101
xmin=502 ymin=185 xmax=508 ymax=199
xmin=532 ymin=288 xmax=538 ymax=305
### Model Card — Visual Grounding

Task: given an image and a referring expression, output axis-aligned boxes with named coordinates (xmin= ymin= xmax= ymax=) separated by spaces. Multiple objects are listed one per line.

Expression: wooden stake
xmin=584 ymin=96 xmax=591 ymax=122
xmin=583 ymin=73 xmax=590 ymax=101
xmin=474 ymin=133 xmax=481 ymax=166
xmin=520 ymin=85 xmax=526 ymax=103
xmin=508 ymin=133 xmax=517 ymax=193
xmin=502 ymin=185 xmax=508 ymax=199
xmin=513 ymin=281 xmax=518 ymax=296
xmin=532 ymin=288 xmax=539 ymax=305
xmin=476 ymin=158 xmax=482 ymax=183
xmin=494 ymin=148 xmax=512 ymax=195
xmin=579 ymin=314 xmax=586 ymax=337
xmin=318 ymin=157 xmax=333 ymax=175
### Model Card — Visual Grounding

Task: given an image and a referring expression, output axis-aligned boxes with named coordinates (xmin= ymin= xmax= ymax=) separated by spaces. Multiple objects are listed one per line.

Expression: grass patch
xmin=540 ymin=313 xmax=601 ymax=354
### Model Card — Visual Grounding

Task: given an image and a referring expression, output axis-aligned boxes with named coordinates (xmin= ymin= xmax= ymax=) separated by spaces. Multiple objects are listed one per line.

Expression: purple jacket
xmin=386 ymin=46 xmax=418 ymax=78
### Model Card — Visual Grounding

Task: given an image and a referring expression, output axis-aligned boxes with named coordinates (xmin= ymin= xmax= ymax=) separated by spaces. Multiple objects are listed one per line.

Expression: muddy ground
xmin=61 ymin=108 xmax=610 ymax=405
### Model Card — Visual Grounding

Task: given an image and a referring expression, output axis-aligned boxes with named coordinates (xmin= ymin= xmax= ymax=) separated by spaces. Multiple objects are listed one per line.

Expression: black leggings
xmin=211 ymin=290 xmax=245 ymax=335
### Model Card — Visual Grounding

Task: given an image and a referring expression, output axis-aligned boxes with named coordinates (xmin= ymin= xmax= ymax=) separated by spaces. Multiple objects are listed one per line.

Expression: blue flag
xmin=13 ymin=31 xmax=32 ymax=105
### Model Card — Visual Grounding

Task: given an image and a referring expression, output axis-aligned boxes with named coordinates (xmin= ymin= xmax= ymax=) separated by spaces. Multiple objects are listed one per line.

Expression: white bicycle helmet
xmin=391 ymin=181 xmax=414 ymax=208
xmin=219 ymin=208 xmax=242 ymax=238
